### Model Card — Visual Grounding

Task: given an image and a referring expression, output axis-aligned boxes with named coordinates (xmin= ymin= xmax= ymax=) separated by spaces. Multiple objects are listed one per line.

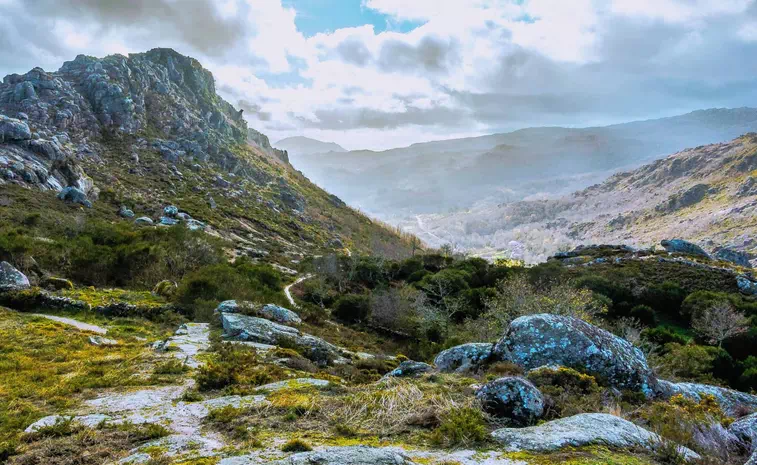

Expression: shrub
xmin=630 ymin=304 xmax=658 ymax=326
xmin=333 ymin=294 xmax=371 ymax=323
xmin=527 ymin=366 xmax=602 ymax=418
xmin=642 ymin=326 xmax=688 ymax=349
xmin=655 ymin=344 xmax=734 ymax=384
xmin=430 ymin=407 xmax=488 ymax=448
xmin=281 ymin=438 xmax=313 ymax=452
xmin=644 ymin=281 xmax=686 ymax=319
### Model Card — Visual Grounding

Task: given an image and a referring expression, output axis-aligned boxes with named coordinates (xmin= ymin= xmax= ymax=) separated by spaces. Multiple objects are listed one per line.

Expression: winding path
xmin=284 ymin=274 xmax=313 ymax=309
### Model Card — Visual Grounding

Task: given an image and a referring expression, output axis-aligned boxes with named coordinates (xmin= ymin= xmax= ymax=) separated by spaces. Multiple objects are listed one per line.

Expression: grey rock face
xmin=661 ymin=239 xmax=709 ymax=258
xmin=728 ymin=412 xmax=757 ymax=447
xmin=0 ymin=261 xmax=30 ymax=292
xmin=713 ymin=247 xmax=752 ymax=268
xmin=0 ymin=114 xmax=31 ymax=141
xmin=655 ymin=379 xmax=757 ymax=417
xmin=491 ymin=413 xmax=699 ymax=460
xmin=494 ymin=314 xmax=655 ymax=395
xmin=215 ymin=300 xmax=301 ymax=324
xmin=221 ymin=313 xmax=342 ymax=364
xmin=434 ymin=343 xmax=493 ymax=373
xmin=383 ymin=361 xmax=433 ymax=379
xmin=57 ymin=186 xmax=92 ymax=207
xmin=476 ymin=377 xmax=544 ymax=426
xmin=272 ymin=446 xmax=415 ymax=465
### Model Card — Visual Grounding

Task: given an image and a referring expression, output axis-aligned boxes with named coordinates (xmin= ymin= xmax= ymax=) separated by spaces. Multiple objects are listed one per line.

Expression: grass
xmin=0 ymin=307 xmax=169 ymax=450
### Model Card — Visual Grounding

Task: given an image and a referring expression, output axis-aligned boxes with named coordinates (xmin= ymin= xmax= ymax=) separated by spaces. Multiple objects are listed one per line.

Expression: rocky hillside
xmin=0 ymin=48 xmax=414 ymax=267
xmin=415 ymin=134 xmax=757 ymax=263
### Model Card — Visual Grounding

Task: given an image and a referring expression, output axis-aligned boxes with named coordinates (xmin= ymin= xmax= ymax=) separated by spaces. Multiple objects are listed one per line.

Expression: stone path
xmin=30 ymin=313 xmax=108 ymax=334
xmin=162 ymin=322 xmax=211 ymax=368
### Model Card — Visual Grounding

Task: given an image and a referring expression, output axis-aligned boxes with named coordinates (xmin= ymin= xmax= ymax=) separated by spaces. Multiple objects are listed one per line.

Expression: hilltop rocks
xmin=494 ymin=314 xmax=655 ymax=395
xmin=57 ymin=186 xmax=92 ymax=207
xmin=476 ymin=377 xmax=545 ymax=426
xmin=491 ymin=413 xmax=698 ymax=460
xmin=383 ymin=361 xmax=433 ymax=379
xmin=661 ymin=239 xmax=709 ymax=258
xmin=0 ymin=261 xmax=30 ymax=292
xmin=655 ymin=379 xmax=757 ymax=416
xmin=0 ymin=114 xmax=31 ymax=141
xmin=434 ymin=343 xmax=493 ymax=373
xmin=271 ymin=446 xmax=414 ymax=465
xmin=713 ymin=247 xmax=752 ymax=268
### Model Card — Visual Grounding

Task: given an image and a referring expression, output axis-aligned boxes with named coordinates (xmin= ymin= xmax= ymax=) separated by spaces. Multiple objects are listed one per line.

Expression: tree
xmin=691 ymin=302 xmax=750 ymax=348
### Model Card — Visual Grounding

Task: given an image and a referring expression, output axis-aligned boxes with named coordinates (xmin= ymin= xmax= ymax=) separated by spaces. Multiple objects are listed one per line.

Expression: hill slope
xmin=275 ymin=136 xmax=346 ymax=156
xmin=0 ymin=48 xmax=414 ymax=268
xmin=414 ymin=134 xmax=757 ymax=262
xmin=288 ymin=108 xmax=757 ymax=219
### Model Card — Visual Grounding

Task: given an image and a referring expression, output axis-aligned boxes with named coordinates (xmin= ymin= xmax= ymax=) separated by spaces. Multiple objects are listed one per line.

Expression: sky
xmin=2 ymin=0 xmax=757 ymax=150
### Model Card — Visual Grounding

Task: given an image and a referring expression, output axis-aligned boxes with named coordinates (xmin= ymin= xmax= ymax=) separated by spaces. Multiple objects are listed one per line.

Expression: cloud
xmin=2 ymin=0 xmax=757 ymax=150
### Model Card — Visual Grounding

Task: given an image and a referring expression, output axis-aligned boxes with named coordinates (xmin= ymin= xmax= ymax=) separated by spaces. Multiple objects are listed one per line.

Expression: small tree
xmin=691 ymin=302 xmax=750 ymax=348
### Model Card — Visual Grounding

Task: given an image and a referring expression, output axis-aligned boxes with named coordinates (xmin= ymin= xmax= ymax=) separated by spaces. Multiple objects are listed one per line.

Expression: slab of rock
xmin=0 ymin=114 xmax=32 ymax=141
xmin=656 ymin=379 xmax=757 ymax=417
xmin=728 ymin=412 xmax=757 ymax=447
xmin=661 ymin=239 xmax=709 ymax=258
xmin=261 ymin=304 xmax=301 ymax=324
xmin=271 ymin=446 xmax=416 ymax=465
xmin=0 ymin=261 xmax=30 ymax=292
xmin=134 ymin=216 xmax=154 ymax=226
xmin=494 ymin=314 xmax=655 ymax=395
xmin=383 ymin=361 xmax=433 ymax=379
xmin=25 ymin=414 xmax=111 ymax=433
xmin=434 ymin=343 xmax=493 ymax=373
xmin=491 ymin=413 xmax=699 ymax=460
xmin=255 ymin=378 xmax=331 ymax=392
xmin=476 ymin=377 xmax=544 ymax=426
xmin=221 ymin=313 xmax=342 ymax=365
xmin=89 ymin=336 xmax=118 ymax=346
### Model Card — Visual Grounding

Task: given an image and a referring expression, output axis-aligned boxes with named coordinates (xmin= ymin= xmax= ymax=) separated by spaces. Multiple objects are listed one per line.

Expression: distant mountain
xmin=288 ymin=108 xmax=757 ymax=219
xmin=411 ymin=134 xmax=757 ymax=263
xmin=275 ymin=136 xmax=347 ymax=156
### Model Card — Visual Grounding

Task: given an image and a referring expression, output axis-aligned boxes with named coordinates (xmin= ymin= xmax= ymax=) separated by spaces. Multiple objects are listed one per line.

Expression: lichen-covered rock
xmin=494 ymin=314 xmax=655 ymax=395
xmin=216 ymin=300 xmax=242 ymax=314
xmin=163 ymin=205 xmax=179 ymax=217
xmin=159 ymin=216 xmax=179 ymax=226
xmin=661 ymin=239 xmax=709 ymax=258
xmin=713 ymin=247 xmax=752 ymax=268
xmin=0 ymin=114 xmax=31 ymax=141
xmin=728 ymin=412 xmax=757 ymax=446
xmin=476 ymin=377 xmax=544 ymax=426
xmin=737 ymin=276 xmax=757 ymax=296
xmin=0 ymin=261 xmax=30 ymax=292
xmin=119 ymin=205 xmax=135 ymax=218
xmin=221 ymin=313 xmax=342 ymax=365
xmin=491 ymin=413 xmax=699 ymax=460
xmin=434 ymin=343 xmax=493 ymax=373
xmin=655 ymin=379 xmax=757 ymax=417
xmin=260 ymin=304 xmax=301 ymax=324
xmin=271 ymin=446 xmax=415 ymax=465
xmin=382 ymin=361 xmax=433 ymax=379
xmin=57 ymin=186 xmax=92 ymax=207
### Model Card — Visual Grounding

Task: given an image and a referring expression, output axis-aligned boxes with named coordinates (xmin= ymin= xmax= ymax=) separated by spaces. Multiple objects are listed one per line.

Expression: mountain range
xmin=283 ymin=108 xmax=757 ymax=224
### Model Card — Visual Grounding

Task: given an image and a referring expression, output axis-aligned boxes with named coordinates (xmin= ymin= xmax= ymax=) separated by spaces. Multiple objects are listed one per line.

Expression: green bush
xmin=644 ymin=281 xmax=686 ymax=320
xmin=406 ymin=269 xmax=430 ymax=284
xmin=642 ymin=326 xmax=689 ymax=349
xmin=430 ymin=407 xmax=488 ymax=447
xmin=281 ymin=438 xmax=313 ymax=452
xmin=630 ymin=304 xmax=658 ymax=326
xmin=333 ymin=294 xmax=371 ymax=323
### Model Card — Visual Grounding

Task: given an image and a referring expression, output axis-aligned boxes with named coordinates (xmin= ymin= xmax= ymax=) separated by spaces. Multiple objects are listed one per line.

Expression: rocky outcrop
xmin=655 ymin=379 xmax=757 ymax=417
xmin=248 ymin=128 xmax=289 ymax=164
xmin=271 ymin=446 xmax=415 ymax=465
xmin=261 ymin=304 xmax=301 ymax=324
xmin=220 ymin=312 xmax=343 ymax=365
xmin=476 ymin=377 xmax=544 ymax=426
xmin=661 ymin=239 xmax=709 ymax=258
xmin=494 ymin=314 xmax=655 ymax=395
xmin=434 ymin=343 xmax=493 ymax=374
xmin=491 ymin=413 xmax=699 ymax=460
xmin=0 ymin=114 xmax=31 ymax=141
xmin=728 ymin=412 xmax=757 ymax=446
xmin=0 ymin=261 xmax=30 ymax=292
xmin=714 ymin=247 xmax=752 ymax=268
xmin=57 ymin=186 xmax=92 ymax=207
xmin=383 ymin=361 xmax=433 ymax=379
